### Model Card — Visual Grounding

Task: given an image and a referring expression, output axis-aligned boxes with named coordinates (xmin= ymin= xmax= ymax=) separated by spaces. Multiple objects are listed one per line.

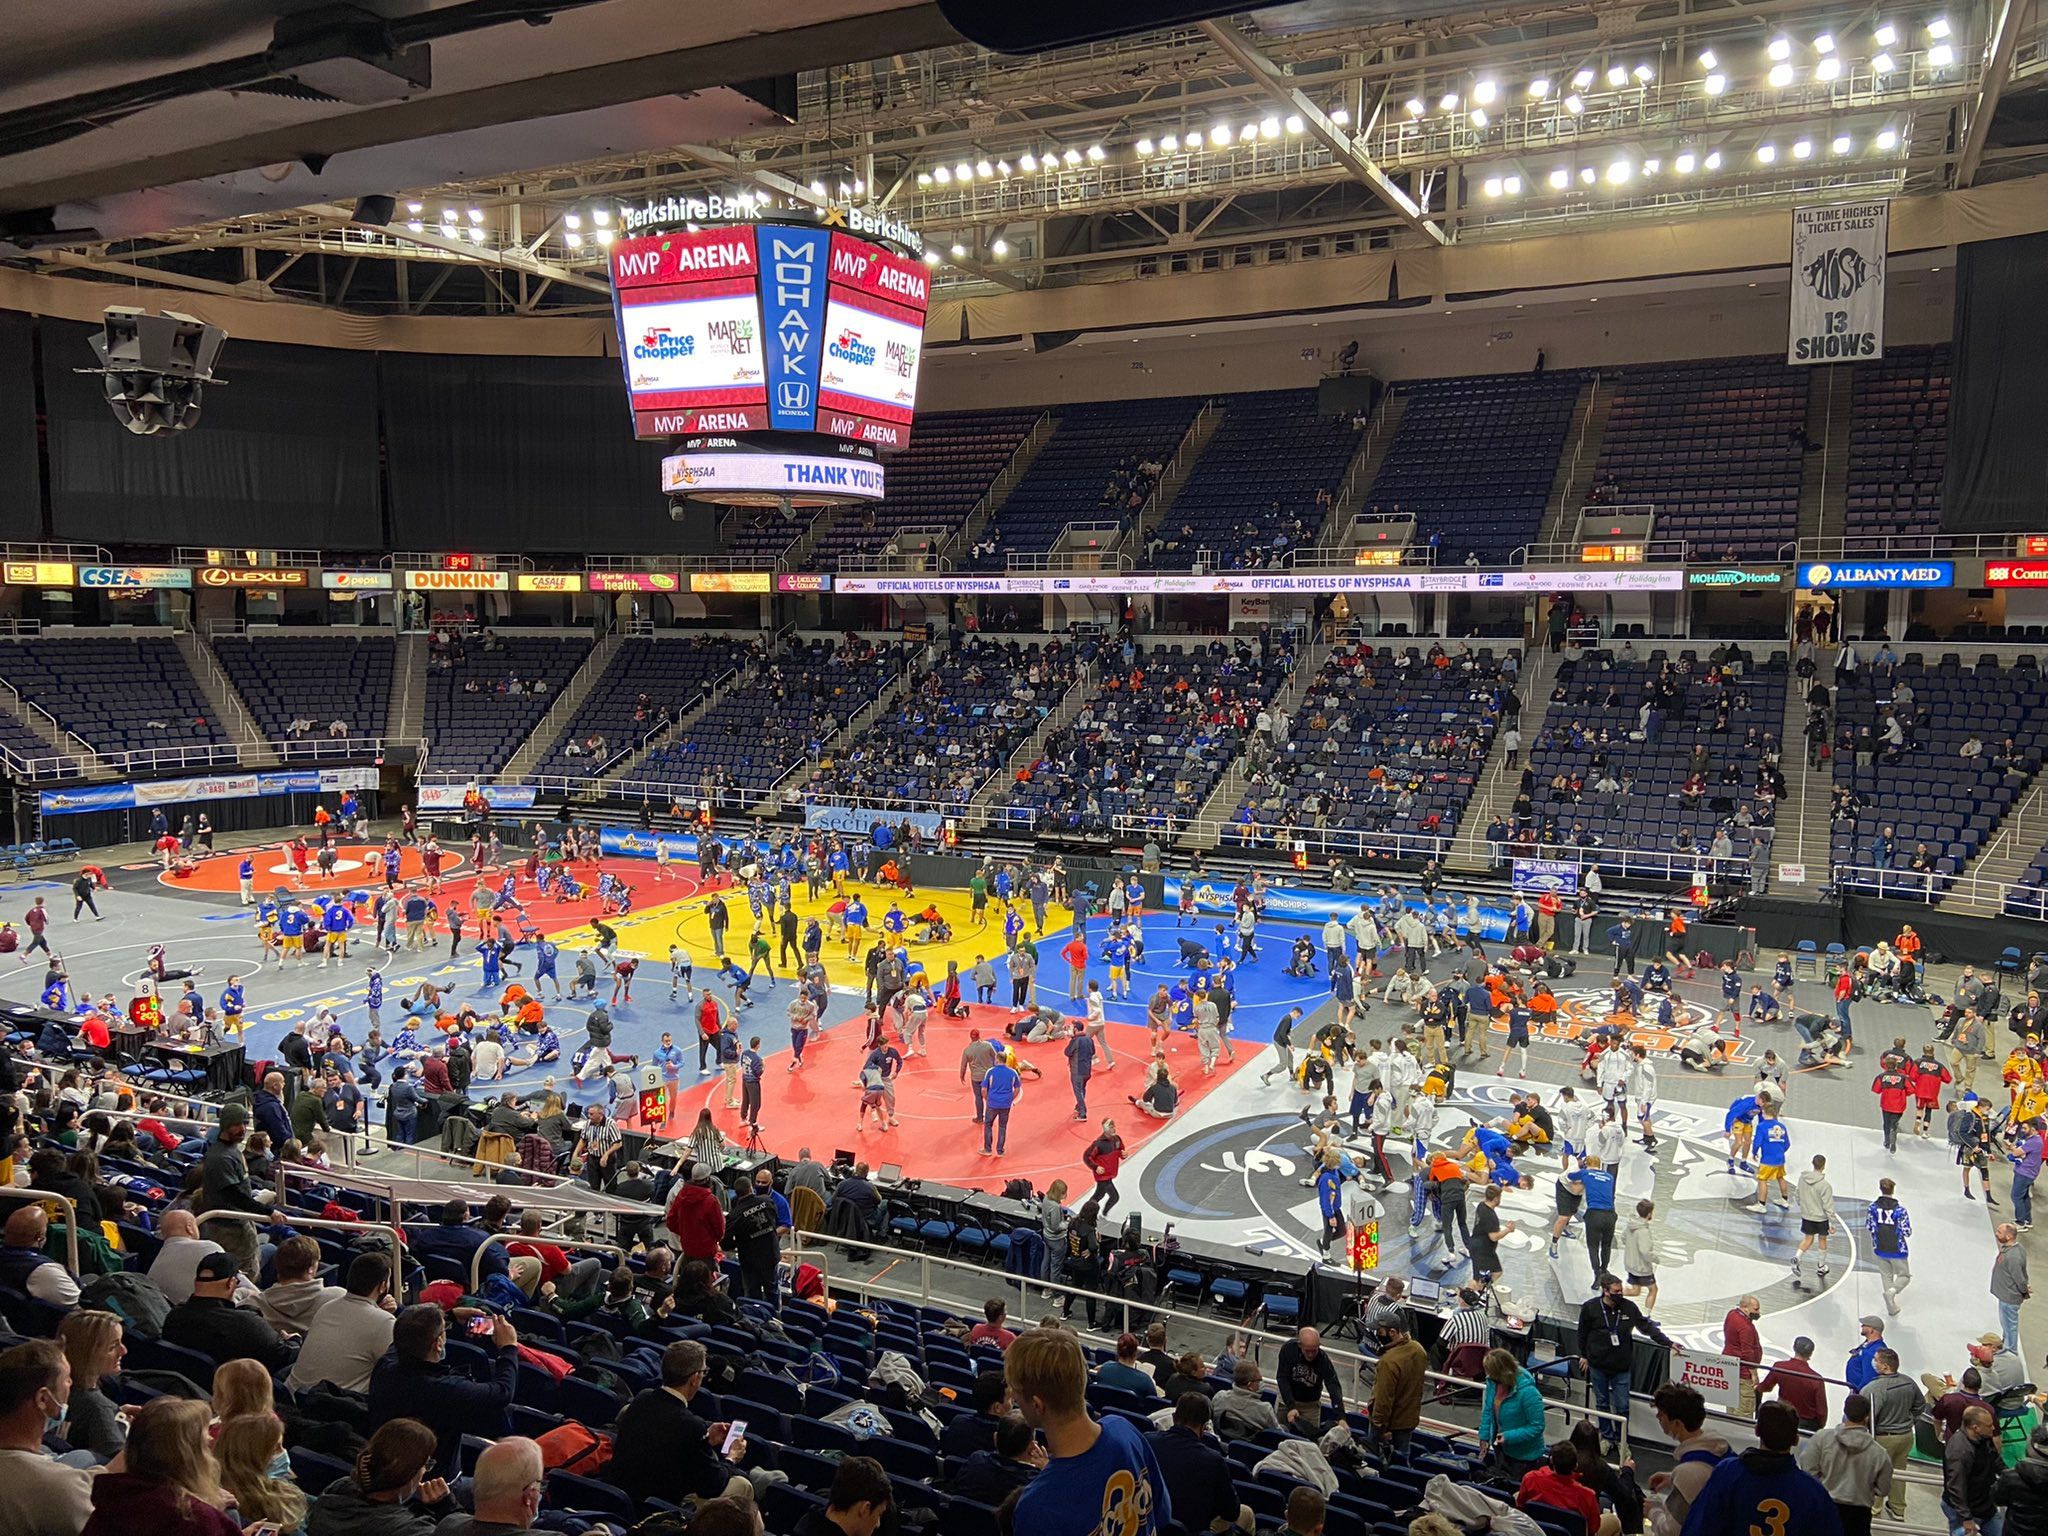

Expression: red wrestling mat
xmin=647 ymin=1001 xmax=1253 ymax=1190
xmin=156 ymin=845 xmax=703 ymax=940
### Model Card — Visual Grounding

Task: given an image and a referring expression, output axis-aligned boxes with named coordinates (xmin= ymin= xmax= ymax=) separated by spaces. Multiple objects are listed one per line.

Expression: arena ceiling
xmin=4 ymin=0 xmax=2048 ymax=316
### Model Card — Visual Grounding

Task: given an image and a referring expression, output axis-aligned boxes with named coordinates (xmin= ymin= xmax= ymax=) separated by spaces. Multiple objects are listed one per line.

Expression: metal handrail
xmin=198 ymin=1206 xmax=411 ymax=1281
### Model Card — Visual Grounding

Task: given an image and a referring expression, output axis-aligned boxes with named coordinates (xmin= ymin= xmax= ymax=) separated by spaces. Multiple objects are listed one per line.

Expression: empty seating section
xmin=999 ymin=638 xmax=1291 ymax=834
xmin=1361 ymin=373 xmax=1581 ymax=564
xmin=1154 ymin=389 xmax=1360 ymax=567
xmin=637 ymin=639 xmax=904 ymax=798
xmin=1591 ymin=359 xmax=1806 ymax=558
xmin=1225 ymin=645 xmax=1512 ymax=858
xmin=1830 ymin=657 xmax=2048 ymax=897
xmin=1526 ymin=653 xmax=1786 ymax=873
xmin=722 ymin=508 xmax=813 ymax=563
xmin=210 ymin=633 xmax=395 ymax=750
xmin=972 ymin=397 xmax=1201 ymax=568
xmin=811 ymin=409 xmax=1041 ymax=569
xmin=423 ymin=635 xmax=593 ymax=778
xmin=1846 ymin=344 xmax=1950 ymax=544
xmin=533 ymin=636 xmax=756 ymax=779
xmin=0 ymin=636 xmax=226 ymax=755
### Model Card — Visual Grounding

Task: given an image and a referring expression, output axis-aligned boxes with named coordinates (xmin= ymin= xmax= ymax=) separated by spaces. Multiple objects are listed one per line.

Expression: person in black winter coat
xmin=1997 ymin=1425 xmax=2048 ymax=1536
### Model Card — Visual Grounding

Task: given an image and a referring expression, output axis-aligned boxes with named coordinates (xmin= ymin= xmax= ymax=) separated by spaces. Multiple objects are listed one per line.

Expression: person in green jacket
xmin=1481 ymin=1347 xmax=1550 ymax=1477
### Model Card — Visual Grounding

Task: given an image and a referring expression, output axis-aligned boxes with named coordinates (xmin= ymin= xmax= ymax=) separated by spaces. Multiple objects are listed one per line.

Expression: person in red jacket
xmin=1872 ymin=1061 xmax=1913 ymax=1152
xmin=1516 ymin=1442 xmax=1601 ymax=1530
xmin=665 ymin=1162 xmax=727 ymax=1263
xmin=1911 ymin=1045 xmax=1953 ymax=1137
xmin=1722 ymin=1296 xmax=1764 ymax=1418
xmin=1060 ymin=935 xmax=1089 ymax=1001
xmin=1082 ymin=1121 xmax=1125 ymax=1213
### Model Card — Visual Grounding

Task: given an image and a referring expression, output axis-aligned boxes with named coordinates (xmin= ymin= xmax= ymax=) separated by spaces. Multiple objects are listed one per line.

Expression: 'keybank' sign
xmin=1799 ymin=561 xmax=1953 ymax=589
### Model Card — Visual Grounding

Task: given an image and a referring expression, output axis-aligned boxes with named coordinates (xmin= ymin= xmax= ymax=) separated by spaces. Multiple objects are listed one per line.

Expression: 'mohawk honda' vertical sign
xmin=1788 ymin=201 xmax=1888 ymax=364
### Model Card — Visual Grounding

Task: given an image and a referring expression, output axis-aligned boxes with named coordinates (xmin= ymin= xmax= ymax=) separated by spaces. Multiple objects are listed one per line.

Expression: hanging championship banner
xmin=1788 ymin=201 xmax=1887 ymax=364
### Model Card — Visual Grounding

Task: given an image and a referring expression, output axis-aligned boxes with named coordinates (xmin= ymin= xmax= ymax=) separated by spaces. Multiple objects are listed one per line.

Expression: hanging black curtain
xmin=380 ymin=352 xmax=674 ymax=551
xmin=1944 ymin=231 xmax=2048 ymax=533
xmin=0 ymin=313 xmax=44 ymax=539
xmin=40 ymin=319 xmax=381 ymax=548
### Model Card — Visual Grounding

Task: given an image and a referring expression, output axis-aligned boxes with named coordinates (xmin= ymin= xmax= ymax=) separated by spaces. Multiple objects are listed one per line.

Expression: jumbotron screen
xmin=610 ymin=224 xmax=929 ymax=449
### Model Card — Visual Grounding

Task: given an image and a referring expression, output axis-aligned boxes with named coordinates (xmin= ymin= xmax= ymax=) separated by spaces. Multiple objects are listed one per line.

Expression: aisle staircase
xmin=1446 ymin=648 xmax=1555 ymax=873
xmin=175 ymin=631 xmax=278 ymax=767
xmin=1774 ymin=677 xmax=1835 ymax=878
xmin=1799 ymin=363 xmax=1853 ymax=551
xmin=498 ymin=632 xmax=623 ymax=779
xmin=1949 ymin=774 xmax=2048 ymax=917
xmin=1185 ymin=638 xmax=1333 ymax=848
xmin=1131 ymin=400 xmax=1224 ymax=551
xmin=950 ymin=411 xmax=1057 ymax=560
xmin=1536 ymin=376 xmax=1612 ymax=549
xmin=963 ymin=671 xmax=1095 ymax=829
xmin=390 ymin=633 xmax=427 ymax=748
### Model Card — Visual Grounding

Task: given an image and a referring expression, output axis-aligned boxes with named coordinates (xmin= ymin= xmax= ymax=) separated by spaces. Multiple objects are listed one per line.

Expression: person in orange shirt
xmin=1061 ymin=934 xmax=1089 ymax=1000
xmin=1663 ymin=908 xmax=1693 ymax=974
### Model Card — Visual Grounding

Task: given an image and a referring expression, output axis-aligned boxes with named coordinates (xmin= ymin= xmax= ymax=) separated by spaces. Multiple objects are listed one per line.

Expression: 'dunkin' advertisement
xmin=1788 ymin=200 xmax=1888 ymax=364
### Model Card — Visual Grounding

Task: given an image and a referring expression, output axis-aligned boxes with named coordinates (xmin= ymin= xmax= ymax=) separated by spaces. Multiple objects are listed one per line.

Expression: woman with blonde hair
xmin=210 ymin=1358 xmax=275 ymax=1427
xmin=80 ymin=1398 xmax=238 ymax=1536
xmin=57 ymin=1310 xmax=127 ymax=1459
xmin=216 ymin=1413 xmax=308 ymax=1536
xmin=1478 ymin=1346 xmax=1547 ymax=1479
xmin=1040 ymin=1177 xmax=1071 ymax=1282
xmin=306 ymin=1417 xmax=454 ymax=1536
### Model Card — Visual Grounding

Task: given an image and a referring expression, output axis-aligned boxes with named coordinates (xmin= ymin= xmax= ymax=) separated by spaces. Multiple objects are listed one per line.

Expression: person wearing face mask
xmin=1577 ymin=1271 xmax=1675 ymax=1454
xmin=1722 ymin=1294 xmax=1764 ymax=1418
xmin=0 ymin=1340 xmax=97 ymax=1536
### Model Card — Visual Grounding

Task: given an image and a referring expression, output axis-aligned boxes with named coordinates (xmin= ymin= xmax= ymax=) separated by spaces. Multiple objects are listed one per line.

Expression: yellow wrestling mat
xmin=550 ymin=878 xmax=1075 ymax=992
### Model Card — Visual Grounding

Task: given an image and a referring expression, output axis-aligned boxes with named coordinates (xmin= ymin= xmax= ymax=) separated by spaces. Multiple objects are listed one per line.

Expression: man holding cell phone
xmin=611 ymin=1338 xmax=759 ymax=1511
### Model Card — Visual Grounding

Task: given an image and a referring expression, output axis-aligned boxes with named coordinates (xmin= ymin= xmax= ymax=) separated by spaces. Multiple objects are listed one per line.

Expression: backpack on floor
xmin=536 ymin=1421 xmax=613 ymax=1476
xmin=80 ymin=1271 xmax=169 ymax=1338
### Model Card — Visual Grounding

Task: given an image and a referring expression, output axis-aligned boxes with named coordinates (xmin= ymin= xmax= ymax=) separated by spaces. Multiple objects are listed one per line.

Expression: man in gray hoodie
xmin=1793 ymin=1153 xmax=1835 ymax=1290
xmin=1863 ymin=1348 xmax=1926 ymax=1522
xmin=1796 ymin=1394 xmax=1893 ymax=1536
xmin=1210 ymin=1358 xmax=1282 ymax=1442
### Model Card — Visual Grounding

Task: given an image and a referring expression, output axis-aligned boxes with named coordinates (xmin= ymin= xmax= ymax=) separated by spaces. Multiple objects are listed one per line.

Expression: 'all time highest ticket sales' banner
xmin=1788 ymin=200 xmax=1887 ymax=365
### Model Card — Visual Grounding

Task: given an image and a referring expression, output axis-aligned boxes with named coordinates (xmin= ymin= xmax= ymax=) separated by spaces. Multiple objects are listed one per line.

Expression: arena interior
xmin=5 ymin=2 xmax=2048 ymax=1534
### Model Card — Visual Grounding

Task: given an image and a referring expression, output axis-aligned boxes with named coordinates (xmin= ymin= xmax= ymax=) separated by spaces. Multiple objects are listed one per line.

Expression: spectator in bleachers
xmin=1096 ymin=1334 xmax=1156 ymax=1397
xmin=942 ymin=1369 xmax=1015 ymax=1461
xmin=1210 ymin=1360 xmax=1280 ymax=1441
xmin=290 ymin=1252 xmax=396 ymax=1394
xmin=305 ymin=1417 xmax=453 ymax=1536
xmin=367 ymin=1305 xmax=517 ymax=1482
xmin=163 ymin=1252 xmax=292 ymax=1371
xmin=967 ymin=1298 xmax=1017 ymax=1351
xmin=952 ymin=1412 xmax=1046 ymax=1504
xmin=0 ymin=1340 xmax=94 ymax=1535
xmin=0 ymin=1206 xmax=79 ymax=1308
xmin=1009 ymin=1328 xmax=1172 ymax=1535
xmin=77 ymin=1397 xmax=237 ymax=1536
xmin=429 ymin=1436 xmax=544 ymax=1536
xmin=1145 ymin=1393 xmax=1248 ymax=1533
xmin=257 ymin=1234 xmax=340 ymax=1333
xmin=611 ymin=1339 xmax=755 ymax=1511
xmin=55 ymin=1312 xmax=125 ymax=1462
xmin=215 ymin=1411 xmax=306 ymax=1534
xmin=407 ymin=1199 xmax=510 ymax=1281
xmin=792 ymin=1455 xmax=892 ymax=1536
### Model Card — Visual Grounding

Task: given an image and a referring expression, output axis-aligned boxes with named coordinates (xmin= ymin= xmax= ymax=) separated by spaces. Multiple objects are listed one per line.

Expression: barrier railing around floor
xmin=788 ymin=1227 xmax=1630 ymax=1446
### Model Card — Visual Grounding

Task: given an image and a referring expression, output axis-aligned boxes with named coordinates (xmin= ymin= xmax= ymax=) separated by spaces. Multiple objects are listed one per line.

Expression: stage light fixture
xmin=1483 ymin=176 xmax=1503 ymax=197
xmin=1875 ymin=127 xmax=1899 ymax=148
xmin=1676 ymin=151 xmax=1696 ymax=172
xmin=1564 ymin=93 xmax=1586 ymax=114
xmin=1405 ymin=98 xmax=1425 ymax=116
xmin=1929 ymin=43 xmax=1955 ymax=66
xmin=975 ymin=160 xmax=993 ymax=178
xmin=1705 ymin=150 xmax=1722 ymax=168
xmin=1769 ymin=37 xmax=1792 ymax=60
xmin=1643 ymin=157 xmax=1661 ymax=173
xmin=1606 ymin=65 xmax=1628 ymax=86
xmin=1874 ymin=23 xmax=1898 ymax=47
xmin=1259 ymin=117 xmax=1280 ymax=139
xmin=1529 ymin=78 xmax=1551 ymax=98
xmin=1135 ymin=138 xmax=1154 ymax=155
xmin=1634 ymin=65 xmax=1655 ymax=82
xmin=1580 ymin=165 xmax=1597 ymax=184
xmin=1440 ymin=92 xmax=1460 ymax=111
xmin=1816 ymin=56 xmax=1843 ymax=81
xmin=1814 ymin=33 xmax=1836 ymax=52
xmin=1793 ymin=138 xmax=1813 ymax=158
xmin=406 ymin=218 xmax=422 ymax=231
xmin=1471 ymin=108 xmax=1489 ymax=127
xmin=996 ymin=161 xmax=1010 ymax=176
xmin=1928 ymin=17 xmax=1951 ymax=38
xmin=1086 ymin=144 xmax=1105 ymax=161
xmin=1474 ymin=80 xmax=1498 ymax=104
xmin=595 ymin=229 xmax=612 ymax=246
xmin=1769 ymin=63 xmax=1795 ymax=86
xmin=932 ymin=166 xmax=951 ymax=184
xmin=954 ymin=162 xmax=973 ymax=180
xmin=991 ymin=238 xmax=1009 ymax=256
xmin=1285 ymin=114 xmax=1304 ymax=133
xmin=1607 ymin=159 xmax=1632 ymax=182
xmin=923 ymin=250 xmax=940 ymax=265
xmin=592 ymin=208 xmax=609 ymax=225
xmin=1698 ymin=49 xmax=1717 ymax=69
xmin=1832 ymin=134 xmax=1853 ymax=153
xmin=1330 ymin=105 xmax=1351 ymax=124
xmin=404 ymin=200 xmax=423 ymax=214
xmin=1872 ymin=51 xmax=1897 ymax=71
xmin=1210 ymin=124 xmax=1231 ymax=146
xmin=1573 ymin=68 xmax=1595 ymax=88
xmin=808 ymin=180 xmax=826 ymax=196
xmin=1550 ymin=167 xmax=1570 ymax=188
xmin=1757 ymin=142 xmax=1777 ymax=162
xmin=1239 ymin=123 xmax=1258 ymax=141
xmin=1704 ymin=73 xmax=1727 ymax=94
xmin=1019 ymin=152 xmax=1038 ymax=170
xmin=565 ymin=231 xmax=582 ymax=248
xmin=1505 ymin=175 xmax=1522 ymax=194
xmin=1062 ymin=148 xmax=1081 ymax=166
xmin=950 ymin=242 xmax=966 ymax=257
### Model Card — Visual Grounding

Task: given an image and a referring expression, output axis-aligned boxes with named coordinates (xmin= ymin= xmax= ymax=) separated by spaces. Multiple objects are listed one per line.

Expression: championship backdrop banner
xmin=1788 ymin=201 xmax=1888 ymax=364
xmin=416 ymin=783 xmax=539 ymax=811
